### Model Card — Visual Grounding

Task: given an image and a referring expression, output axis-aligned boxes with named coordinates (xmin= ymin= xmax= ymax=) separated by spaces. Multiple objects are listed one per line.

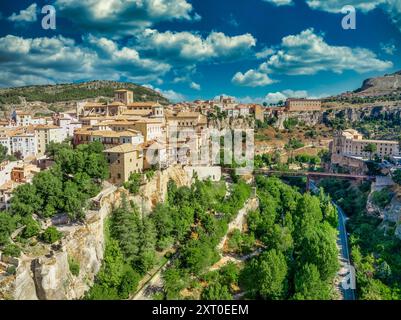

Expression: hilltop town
xmin=1 ymin=70 xmax=401 ymax=301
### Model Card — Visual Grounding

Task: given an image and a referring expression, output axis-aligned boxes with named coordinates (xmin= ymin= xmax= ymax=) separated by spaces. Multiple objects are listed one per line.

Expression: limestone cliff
xmin=366 ymin=181 xmax=401 ymax=240
xmin=0 ymin=165 xmax=191 ymax=300
xmin=324 ymin=104 xmax=401 ymax=125
xmin=274 ymin=111 xmax=322 ymax=130
xmin=131 ymin=165 xmax=191 ymax=214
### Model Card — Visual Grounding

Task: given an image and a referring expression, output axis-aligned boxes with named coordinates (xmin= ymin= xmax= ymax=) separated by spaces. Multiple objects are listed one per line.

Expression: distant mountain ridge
xmin=354 ymin=70 xmax=401 ymax=97
xmin=0 ymin=80 xmax=169 ymax=105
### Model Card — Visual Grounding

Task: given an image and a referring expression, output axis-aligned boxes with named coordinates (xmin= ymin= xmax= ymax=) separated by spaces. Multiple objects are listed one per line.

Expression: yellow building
xmin=114 ymin=90 xmax=134 ymax=105
xmin=104 ymin=143 xmax=143 ymax=185
xmin=285 ymin=99 xmax=322 ymax=112
xmin=331 ymin=129 xmax=400 ymax=163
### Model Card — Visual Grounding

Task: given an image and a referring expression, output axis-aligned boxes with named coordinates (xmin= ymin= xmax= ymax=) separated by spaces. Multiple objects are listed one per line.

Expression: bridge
xmin=223 ymin=167 xmax=375 ymax=190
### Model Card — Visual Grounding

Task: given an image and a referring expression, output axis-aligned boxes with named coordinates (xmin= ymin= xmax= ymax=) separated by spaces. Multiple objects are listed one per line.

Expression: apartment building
xmin=11 ymin=129 xmax=37 ymax=159
xmin=104 ymin=143 xmax=143 ymax=185
xmin=34 ymin=125 xmax=65 ymax=157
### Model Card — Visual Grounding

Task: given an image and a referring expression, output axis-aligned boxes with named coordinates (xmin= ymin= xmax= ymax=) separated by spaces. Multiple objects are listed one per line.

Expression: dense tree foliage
xmin=240 ymin=176 xmax=339 ymax=300
xmin=159 ymin=179 xmax=251 ymax=300
xmin=10 ymin=142 xmax=107 ymax=222
xmin=0 ymin=142 xmax=108 ymax=255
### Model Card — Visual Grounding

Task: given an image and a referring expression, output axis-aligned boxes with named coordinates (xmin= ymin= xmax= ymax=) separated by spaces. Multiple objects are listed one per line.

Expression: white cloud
xmin=8 ymin=3 xmax=38 ymax=23
xmin=263 ymin=0 xmax=294 ymax=6
xmin=232 ymin=69 xmax=275 ymax=87
xmin=138 ymin=29 xmax=256 ymax=63
xmin=381 ymin=41 xmax=397 ymax=55
xmin=190 ymin=82 xmax=201 ymax=91
xmin=265 ymin=28 xmax=392 ymax=75
xmin=224 ymin=89 xmax=309 ymax=104
xmin=232 ymin=29 xmax=391 ymax=87
xmin=0 ymin=34 xmax=170 ymax=87
xmin=305 ymin=1 xmax=401 ymax=33
xmin=144 ymin=84 xmax=185 ymax=102
xmin=54 ymin=0 xmax=198 ymax=34
xmin=256 ymin=47 xmax=274 ymax=59
xmin=264 ymin=89 xmax=308 ymax=104
xmin=305 ymin=0 xmax=385 ymax=13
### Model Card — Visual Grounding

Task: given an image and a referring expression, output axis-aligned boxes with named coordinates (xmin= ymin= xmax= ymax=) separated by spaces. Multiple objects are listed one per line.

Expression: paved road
xmin=309 ymin=181 xmax=356 ymax=300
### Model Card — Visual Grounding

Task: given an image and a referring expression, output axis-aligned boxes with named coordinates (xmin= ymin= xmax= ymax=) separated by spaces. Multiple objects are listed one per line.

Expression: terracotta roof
xmin=174 ymin=112 xmax=200 ymax=118
xmin=115 ymin=89 xmax=133 ymax=92
xmin=127 ymin=102 xmax=161 ymax=108
xmin=104 ymin=143 xmax=140 ymax=153
xmin=122 ymin=110 xmax=152 ymax=116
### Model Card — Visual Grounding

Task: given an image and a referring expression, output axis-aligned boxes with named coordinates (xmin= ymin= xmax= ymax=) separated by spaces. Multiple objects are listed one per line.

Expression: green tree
xmin=393 ymin=169 xmax=401 ymax=186
xmin=10 ymin=183 xmax=42 ymax=217
xmin=293 ymin=263 xmax=331 ymax=300
xmin=63 ymin=181 xmax=86 ymax=221
xmin=318 ymin=188 xmax=338 ymax=228
xmin=241 ymin=249 xmax=288 ymax=300
xmin=0 ymin=212 xmax=17 ymax=245
xmin=162 ymin=266 xmax=190 ymax=300
xmin=32 ymin=170 xmax=63 ymax=218
xmin=0 ymin=144 xmax=8 ymax=162
xmin=202 ymin=283 xmax=232 ymax=300
xmin=297 ymin=222 xmax=339 ymax=282
xmin=123 ymin=173 xmax=142 ymax=195
xmin=110 ymin=198 xmax=141 ymax=263
xmin=41 ymin=227 xmax=62 ymax=244
xmin=363 ymin=143 xmax=377 ymax=160
xmin=21 ymin=216 xmax=41 ymax=239
xmin=293 ymin=194 xmax=323 ymax=238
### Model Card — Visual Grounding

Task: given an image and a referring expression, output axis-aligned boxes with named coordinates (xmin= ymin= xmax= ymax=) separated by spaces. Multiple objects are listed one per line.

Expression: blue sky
xmin=0 ymin=0 xmax=400 ymax=103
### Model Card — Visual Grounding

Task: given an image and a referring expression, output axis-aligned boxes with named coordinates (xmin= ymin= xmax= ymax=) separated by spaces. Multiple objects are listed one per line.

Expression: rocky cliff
xmin=366 ymin=181 xmax=401 ymax=240
xmin=355 ymin=71 xmax=401 ymax=96
xmin=131 ymin=165 xmax=191 ymax=214
xmin=274 ymin=111 xmax=322 ymax=129
xmin=0 ymin=165 xmax=191 ymax=300
xmin=323 ymin=104 xmax=401 ymax=124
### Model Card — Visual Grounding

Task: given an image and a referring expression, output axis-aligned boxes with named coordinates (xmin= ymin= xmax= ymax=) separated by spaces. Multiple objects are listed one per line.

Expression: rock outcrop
xmin=324 ymin=104 xmax=401 ymax=124
xmin=131 ymin=165 xmax=191 ymax=214
xmin=274 ymin=111 xmax=322 ymax=130
xmin=355 ymin=71 xmax=401 ymax=96
xmin=1 ymin=165 xmax=191 ymax=300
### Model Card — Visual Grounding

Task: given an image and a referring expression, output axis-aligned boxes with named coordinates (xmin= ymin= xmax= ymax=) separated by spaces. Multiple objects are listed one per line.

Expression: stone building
xmin=285 ymin=98 xmax=322 ymax=112
xmin=104 ymin=143 xmax=144 ymax=185
xmin=331 ymin=129 xmax=399 ymax=162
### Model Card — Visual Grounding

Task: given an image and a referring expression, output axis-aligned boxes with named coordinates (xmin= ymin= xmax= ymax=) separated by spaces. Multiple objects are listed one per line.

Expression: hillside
xmin=0 ymin=81 xmax=169 ymax=115
xmin=323 ymin=70 xmax=401 ymax=107
xmin=355 ymin=70 xmax=401 ymax=96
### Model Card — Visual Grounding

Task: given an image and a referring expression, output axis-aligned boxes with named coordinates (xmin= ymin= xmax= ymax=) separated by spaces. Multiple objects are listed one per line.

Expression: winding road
xmin=309 ymin=180 xmax=356 ymax=300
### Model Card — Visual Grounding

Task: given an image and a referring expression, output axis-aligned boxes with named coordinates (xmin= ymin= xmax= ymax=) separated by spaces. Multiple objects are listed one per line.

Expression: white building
xmin=11 ymin=130 xmax=37 ymax=159
xmin=54 ymin=113 xmax=82 ymax=139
